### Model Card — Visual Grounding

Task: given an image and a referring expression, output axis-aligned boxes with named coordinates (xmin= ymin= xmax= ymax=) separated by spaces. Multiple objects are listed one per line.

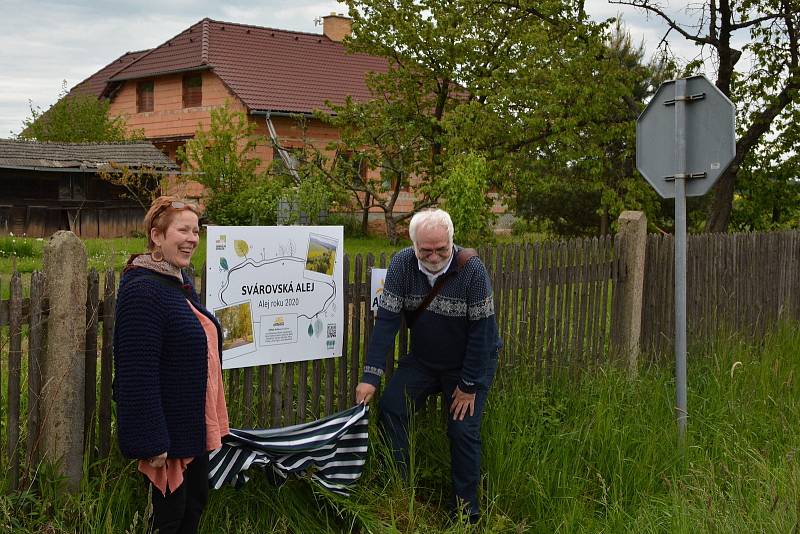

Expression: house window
xmin=182 ymin=74 xmax=202 ymax=108
xmin=136 ymin=81 xmax=154 ymax=112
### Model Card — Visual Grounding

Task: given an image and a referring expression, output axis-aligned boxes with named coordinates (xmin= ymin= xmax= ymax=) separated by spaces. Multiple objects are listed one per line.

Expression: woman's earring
xmin=152 ymin=247 xmax=164 ymax=262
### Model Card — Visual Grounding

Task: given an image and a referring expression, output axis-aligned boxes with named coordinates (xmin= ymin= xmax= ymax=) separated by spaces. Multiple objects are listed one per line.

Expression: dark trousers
xmin=148 ymin=453 xmax=209 ymax=534
xmin=378 ymin=354 xmax=496 ymax=518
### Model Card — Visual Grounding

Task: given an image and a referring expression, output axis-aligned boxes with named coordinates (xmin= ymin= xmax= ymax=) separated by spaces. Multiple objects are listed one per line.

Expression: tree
xmin=509 ymin=20 xmax=675 ymax=235
xmin=321 ymin=94 xmax=440 ymax=243
xmin=178 ymin=103 xmax=286 ymax=225
xmin=334 ymin=0 xmax=680 ymax=241
xmin=19 ymin=81 xmax=136 ymax=142
xmin=97 ymin=163 xmax=168 ymax=210
xmin=729 ymin=141 xmax=800 ymax=231
xmin=610 ymin=0 xmax=800 ymax=232
xmin=328 ymin=0 xmax=623 ymax=241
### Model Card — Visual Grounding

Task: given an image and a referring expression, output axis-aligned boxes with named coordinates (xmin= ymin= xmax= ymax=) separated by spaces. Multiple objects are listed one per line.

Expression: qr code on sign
xmin=327 ymin=324 xmax=337 ymax=338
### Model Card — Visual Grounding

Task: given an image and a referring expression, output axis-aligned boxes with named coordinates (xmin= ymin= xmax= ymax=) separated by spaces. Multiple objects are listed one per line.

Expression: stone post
xmin=616 ymin=211 xmax=647 ymax=376
xmin=40 ymin=231 xmax=87 ymax=491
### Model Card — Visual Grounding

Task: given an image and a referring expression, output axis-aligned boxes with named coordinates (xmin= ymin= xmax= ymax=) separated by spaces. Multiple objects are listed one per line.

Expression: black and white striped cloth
xmin=208 ymin=403 xmax=369 ymax=495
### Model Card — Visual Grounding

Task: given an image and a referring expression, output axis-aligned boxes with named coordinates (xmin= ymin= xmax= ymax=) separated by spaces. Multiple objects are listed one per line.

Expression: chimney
xmin=322 ymin=12 xmax=352 ymax=42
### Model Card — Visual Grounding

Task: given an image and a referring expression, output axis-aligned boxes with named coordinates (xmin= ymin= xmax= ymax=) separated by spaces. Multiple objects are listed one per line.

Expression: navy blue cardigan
xmin=113 ymin=266 xmax=223 ymax=460
xmin=362 ymin=247 xmax=502 ymax=393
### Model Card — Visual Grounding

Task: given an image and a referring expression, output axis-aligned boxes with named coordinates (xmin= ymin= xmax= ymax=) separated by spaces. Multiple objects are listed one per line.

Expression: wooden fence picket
xmin=7 ymin=272 xmax=22 ymax=490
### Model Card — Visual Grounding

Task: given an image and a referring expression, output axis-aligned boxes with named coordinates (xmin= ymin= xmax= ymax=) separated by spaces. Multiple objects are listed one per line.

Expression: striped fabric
xmin=208 ymin=404 xmax=369 ymax=495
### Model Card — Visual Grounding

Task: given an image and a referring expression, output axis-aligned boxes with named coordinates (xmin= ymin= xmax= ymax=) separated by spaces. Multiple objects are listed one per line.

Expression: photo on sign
xmin=304 ymin=233 xmax=338 ymax=281
xmin=213 ymin=300 xmax=256 ymax=360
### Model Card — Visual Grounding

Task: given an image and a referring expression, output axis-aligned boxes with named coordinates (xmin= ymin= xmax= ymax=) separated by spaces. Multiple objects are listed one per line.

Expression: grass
xmin=0 ymin=234 xmax=408 ymax=271
xmin=4 ymin=323 xmax=800 ymax=532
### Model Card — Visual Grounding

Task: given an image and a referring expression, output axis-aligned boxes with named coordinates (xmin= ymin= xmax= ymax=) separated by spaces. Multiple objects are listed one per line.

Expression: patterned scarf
xmin=129 ymin=254 xmax=184 ymax=281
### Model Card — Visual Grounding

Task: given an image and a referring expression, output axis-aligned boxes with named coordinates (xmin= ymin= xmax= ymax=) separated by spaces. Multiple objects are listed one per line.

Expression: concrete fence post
xmin=40 ymin=231 xmax=87 ymax=491
xmin=616 ymin=211 xmax=647 ymax=376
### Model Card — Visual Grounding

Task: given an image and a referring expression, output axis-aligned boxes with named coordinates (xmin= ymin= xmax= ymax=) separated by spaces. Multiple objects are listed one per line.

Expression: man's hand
xmin=355 ymin=382 xmax=376 ymax=404
xmin=450 ymin=386 xmax=476 ymax=421
xmin=147 ymin=452 xmax=167 ymax=468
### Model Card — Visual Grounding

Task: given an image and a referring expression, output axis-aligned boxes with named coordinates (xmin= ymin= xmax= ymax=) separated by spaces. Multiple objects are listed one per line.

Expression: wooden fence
xmin=3 ymin=228 xmax=800 ymax=490
xmin=0 ymin=235 xmax=624 ymax=489
xmin=641 ymin=230 xmax=800 ymax=357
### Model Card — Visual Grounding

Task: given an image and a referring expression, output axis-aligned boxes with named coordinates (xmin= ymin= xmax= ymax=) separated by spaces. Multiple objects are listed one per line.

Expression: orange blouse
xmin=138 ymin=300 xmax=230 ymax=496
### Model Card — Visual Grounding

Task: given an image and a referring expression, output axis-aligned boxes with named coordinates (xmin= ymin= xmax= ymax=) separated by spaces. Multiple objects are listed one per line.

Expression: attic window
xmin=137 ymin=80 xmax=154 ymax=112
xmin=182 ymin=74 xmax=202 ymax=108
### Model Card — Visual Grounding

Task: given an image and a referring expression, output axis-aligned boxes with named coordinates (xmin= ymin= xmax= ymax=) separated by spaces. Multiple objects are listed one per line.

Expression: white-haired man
xmin=355 ymin=208 xmax=502 ymax=523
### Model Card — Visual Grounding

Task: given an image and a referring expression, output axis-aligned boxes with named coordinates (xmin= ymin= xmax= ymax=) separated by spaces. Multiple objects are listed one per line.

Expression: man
xmin=355 ymin=208 xmax=502 ymax=523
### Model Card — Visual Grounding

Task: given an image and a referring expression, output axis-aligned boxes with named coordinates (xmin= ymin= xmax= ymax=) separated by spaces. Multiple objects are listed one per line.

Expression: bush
xmin=511 ymin=217 xmax=549 ymax=237
xmin=326 ymin=213 xmax=366 ymax=238
xmin=441 ymin=152 xmax=496 ymax=246
xmin=205 ymin=178 xmax=288 ymax=226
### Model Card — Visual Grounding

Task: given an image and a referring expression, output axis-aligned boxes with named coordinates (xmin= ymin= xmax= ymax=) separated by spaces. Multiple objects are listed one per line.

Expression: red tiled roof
xmin=102 ymin=18 xmax=387 ymax=114
xmin=70 ymin=50 xmax=151 ymax=98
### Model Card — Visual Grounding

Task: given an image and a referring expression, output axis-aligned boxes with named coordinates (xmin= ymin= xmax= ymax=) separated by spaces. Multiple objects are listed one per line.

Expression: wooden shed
xmin=0 ymin=139 xmax=179 ymax=238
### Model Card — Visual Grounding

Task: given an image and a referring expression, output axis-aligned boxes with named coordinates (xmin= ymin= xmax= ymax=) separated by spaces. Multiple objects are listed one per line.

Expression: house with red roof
xmin=73 ymin=15 xmax=418 ymax=223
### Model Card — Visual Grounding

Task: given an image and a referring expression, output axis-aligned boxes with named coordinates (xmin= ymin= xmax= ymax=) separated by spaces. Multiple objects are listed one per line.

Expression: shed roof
xmin=0 ymin=139 xmax=179 ymax=171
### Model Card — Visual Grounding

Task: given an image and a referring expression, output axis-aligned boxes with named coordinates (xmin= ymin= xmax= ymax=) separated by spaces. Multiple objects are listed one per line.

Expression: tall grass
xmin=3 ymin=324 xmax=800 ymax=532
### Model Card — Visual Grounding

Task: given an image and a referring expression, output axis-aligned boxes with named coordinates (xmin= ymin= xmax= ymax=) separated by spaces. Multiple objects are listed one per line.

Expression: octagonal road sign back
xmin=636 ymin=75 xmax=736 ymax=199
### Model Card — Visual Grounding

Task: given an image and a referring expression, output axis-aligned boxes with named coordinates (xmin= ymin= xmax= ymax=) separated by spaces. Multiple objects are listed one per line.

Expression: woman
xmin=113 ymin=196 xmax=229 ymax=533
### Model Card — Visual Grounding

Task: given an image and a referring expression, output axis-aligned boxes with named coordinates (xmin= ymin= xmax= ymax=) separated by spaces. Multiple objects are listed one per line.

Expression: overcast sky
xmin=0 ymin=0 xmax=706 ymax=138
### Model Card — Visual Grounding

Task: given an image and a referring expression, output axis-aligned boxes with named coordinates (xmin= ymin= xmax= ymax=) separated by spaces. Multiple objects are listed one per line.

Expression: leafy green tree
xmin=327 ymin=0 xmax=622 ymax=242
xmin=179 ymin=103 xmax=263 ymax=195
xmin=320 ymin=94 xmax=439 ymax=243
xmin=510 ymin=20 xmax=674 ymax=235
xmin=730 ymin=150 xmax=800 ymax=232
xmin=19 ymin=81 xmax=136 ymax=142
xmin=610 ymin=0 xmax=800 ymax=232
xmin=178 ymin=103 xmax=285 ymax=225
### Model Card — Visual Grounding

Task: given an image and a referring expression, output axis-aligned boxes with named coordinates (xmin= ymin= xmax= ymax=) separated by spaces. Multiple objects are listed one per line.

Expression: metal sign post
xmin=673 ymin=79 xmax=688 ymax=438
xmin=636 ymin=75 xmax=736 ymax=440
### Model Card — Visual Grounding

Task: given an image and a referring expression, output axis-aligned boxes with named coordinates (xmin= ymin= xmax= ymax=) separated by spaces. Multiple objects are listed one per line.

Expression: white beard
xmin=419 ymin=257 xmax=447 ymax=273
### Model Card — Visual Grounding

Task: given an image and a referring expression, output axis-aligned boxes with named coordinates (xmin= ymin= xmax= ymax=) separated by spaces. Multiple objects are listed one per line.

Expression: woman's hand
xmin=147 ymin=452 xmax=167 ymax=468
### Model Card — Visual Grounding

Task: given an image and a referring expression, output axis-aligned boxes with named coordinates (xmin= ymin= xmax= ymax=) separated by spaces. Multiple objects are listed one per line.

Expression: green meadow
xmin=0 ymin=234 xmax=408 ymax=298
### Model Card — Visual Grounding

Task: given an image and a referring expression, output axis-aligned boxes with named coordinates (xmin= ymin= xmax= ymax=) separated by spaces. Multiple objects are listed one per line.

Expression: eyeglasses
xmin=417 ymin=246 xmax=451 ymax=258
xmin=152 ymin=200 xmax=198 ymax=221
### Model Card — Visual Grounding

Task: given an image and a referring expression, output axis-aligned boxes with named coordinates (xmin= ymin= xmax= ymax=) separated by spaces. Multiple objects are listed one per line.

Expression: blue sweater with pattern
xmin=362 ymin=247 xmax=502 ymax=393
xmin=113 ymin=267 xmax=223 ymax=460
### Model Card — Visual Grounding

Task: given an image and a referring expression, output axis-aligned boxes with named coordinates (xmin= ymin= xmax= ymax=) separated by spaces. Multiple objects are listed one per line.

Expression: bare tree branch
xmin=729 ymin=13 xmax=782 ymax=31
xmin=609 ymin=0 xmax=716 ymax=45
